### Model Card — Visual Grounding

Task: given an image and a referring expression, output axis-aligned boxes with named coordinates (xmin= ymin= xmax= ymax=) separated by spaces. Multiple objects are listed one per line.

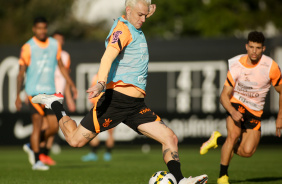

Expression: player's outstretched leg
xmin=138 ymin=121 xmax=208 ymax=184
xmin=200 ymin=131 xmax=222 ymax=155
xmin=32 ymin=93 xmax=97 ymax=148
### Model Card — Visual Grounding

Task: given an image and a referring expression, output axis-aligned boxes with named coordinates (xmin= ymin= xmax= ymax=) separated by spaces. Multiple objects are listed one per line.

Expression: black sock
xmin=219 ymin=164 xmax=229 ymax=177
xmin=51 ymin=101 xmax=68 ymax=121
xmin=91 ymin=145 xmax=100 ymax=154
xmin=40 ymin=147 xmax=49 ymax=155
xmin=34 ymin=152 xmax=40 ymax=162
xmin=106 ymin=146 xmax=112 ymax=153
xmin=45 ymin=148 xmax=50 ymax=156
xmin=167 ymin=160 xmax=184 ymax=183
xmin=39 ymin=130 xmax=46 ymax=142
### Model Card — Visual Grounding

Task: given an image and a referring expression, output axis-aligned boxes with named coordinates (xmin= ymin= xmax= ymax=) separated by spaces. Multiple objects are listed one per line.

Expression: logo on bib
xmin=111 ymin=31 xmax=122 ymax=44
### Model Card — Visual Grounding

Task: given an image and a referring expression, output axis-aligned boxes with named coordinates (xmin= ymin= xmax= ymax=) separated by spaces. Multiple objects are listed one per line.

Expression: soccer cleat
xmin=31 ymin=93 xmax=64 ymax=109
xmin=32 ymin=160 xmax=50 ymax=171
xmin=217 ymin=175 xmax=229 ymax=184
xmin=39 ymin=154 xmax=56 ymax=166
xmin=200 ymin=131 xmax=222 ymax=155
xmin=179 ymin=174 xmax=208 ymax=184
xmin=103 ymin=152 xmax=112 ymax=161
xmin=81 ymin=152 xmax=98 ymax=162
xmin=23 ymin=143 xmax=35 ymax=165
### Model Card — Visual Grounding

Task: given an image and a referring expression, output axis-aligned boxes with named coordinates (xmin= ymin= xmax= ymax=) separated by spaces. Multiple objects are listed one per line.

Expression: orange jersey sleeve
xmin=107 ymin=21 xmax=133 ymax=52
xmin=269 ymin=60 xmax=282 ymax=86
xmin=224 ymin=70 xmax=235 ymax=87
xmin=18 ymin=43 xmax=31 ymax=66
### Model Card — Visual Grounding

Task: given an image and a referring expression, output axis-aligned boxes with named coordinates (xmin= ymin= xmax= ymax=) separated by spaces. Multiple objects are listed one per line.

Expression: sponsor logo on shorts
xmin=111 ymin=31 xmax=122 ymax=44
xmin=238 ymin=105 xmax=245 ymax=114
xmin=139 ymin=108 xmax=151 ymax=114
xmin=250 ymin=119 xmax=260 ymax=125
xmin=103 ymin=118 xmax=112 ymax=127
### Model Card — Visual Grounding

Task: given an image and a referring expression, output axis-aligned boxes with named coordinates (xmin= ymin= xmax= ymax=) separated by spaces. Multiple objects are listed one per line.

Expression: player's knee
xmin=171 ymin=134 xmax=178 ymax=145
xmin=165 ymin=133 xmax=178 ymax=147
xmin=49 ymin=124 xmax=59 ymax=134
xmin=227 ymin=133 xmax=240 ymax=144
xmin=68 ymin=139 xmax=84 ymax=148
xmin=242 ymin=147 xmax=255 ymax=157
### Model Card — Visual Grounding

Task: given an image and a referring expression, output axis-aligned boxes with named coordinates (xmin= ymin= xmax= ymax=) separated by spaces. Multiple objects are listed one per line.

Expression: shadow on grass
xmin=229 ymin=177 xmax=282 ymax=183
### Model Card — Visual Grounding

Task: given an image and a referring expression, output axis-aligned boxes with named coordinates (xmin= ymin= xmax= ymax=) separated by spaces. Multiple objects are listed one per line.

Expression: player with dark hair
xmin=200 ymin=31 xmax=282 ymax=184
xmin=33 ymin=16 xmax=48 ymax=26
xmin=31 ymin=1 xmax=208 ymax=183
xmin=16 ymin=16 xmax=77 ymax=170
xmin=39 ymin=31 xmax=76 ymax=166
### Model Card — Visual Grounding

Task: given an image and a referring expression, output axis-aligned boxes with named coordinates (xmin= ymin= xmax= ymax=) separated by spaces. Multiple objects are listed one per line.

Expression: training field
xmin=0 ymin=144 xmax=281 ymax=184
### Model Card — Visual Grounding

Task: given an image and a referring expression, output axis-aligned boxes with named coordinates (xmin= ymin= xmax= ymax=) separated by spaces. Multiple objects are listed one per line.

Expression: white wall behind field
xmin=72 ymin=0 xmax=125 ymax=28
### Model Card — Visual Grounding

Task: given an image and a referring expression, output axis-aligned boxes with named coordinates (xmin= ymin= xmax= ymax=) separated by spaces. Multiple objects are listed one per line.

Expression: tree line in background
xmin=1 ymin=0 xmax=282 ymax=45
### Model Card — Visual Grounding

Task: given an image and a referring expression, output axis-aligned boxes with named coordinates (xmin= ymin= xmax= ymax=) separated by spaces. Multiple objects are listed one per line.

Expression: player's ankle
xmin=51 ymin=101 xmax=68 ymax=121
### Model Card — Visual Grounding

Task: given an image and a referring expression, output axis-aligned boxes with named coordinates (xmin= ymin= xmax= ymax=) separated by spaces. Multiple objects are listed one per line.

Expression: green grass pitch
xmin=0 ymin=144 xmax=281 ymax=184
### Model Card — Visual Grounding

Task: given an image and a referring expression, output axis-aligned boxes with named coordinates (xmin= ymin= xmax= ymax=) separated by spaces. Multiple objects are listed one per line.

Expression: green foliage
xmin=1 ymin=0 xmax=282 ymax=44
xmin=0 ymin=0 xmax=74 ymax=44
xmin=143 ymin=0 xmax=282 ymax=39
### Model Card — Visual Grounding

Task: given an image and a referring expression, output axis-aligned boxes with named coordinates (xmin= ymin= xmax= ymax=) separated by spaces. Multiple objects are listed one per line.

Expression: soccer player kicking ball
xmin=32 ymin=0 xmax=208 ymax=183
xmin=200 ymin=31 xmax=282 ymax=184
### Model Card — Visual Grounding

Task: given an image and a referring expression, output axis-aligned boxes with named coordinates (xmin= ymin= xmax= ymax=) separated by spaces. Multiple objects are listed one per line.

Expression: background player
xmin=16 ymin=17 xmax=77 ymax=170
xmin=39 ymin=31 xmax=76 ymax=166
xmin=200 ymin=31 xmax=282 ymax=184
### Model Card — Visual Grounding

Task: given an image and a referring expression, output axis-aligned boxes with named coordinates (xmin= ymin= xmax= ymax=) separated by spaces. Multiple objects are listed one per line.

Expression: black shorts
xmin=80 ymin=89 xmax=161 ymax=134
xmin=28 ymin=96 xmax=54 ymax=116
xmin=227 ymin=103 xmax=261 ymax=131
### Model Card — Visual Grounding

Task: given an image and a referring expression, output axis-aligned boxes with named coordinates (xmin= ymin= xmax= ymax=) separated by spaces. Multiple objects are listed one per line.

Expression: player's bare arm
xmin=58 ymin=58 xmax=78 ymax=99
xmin=15 ymin=64 xmax=27 ymax=111
xmin=220 ymin=85 xmax=244 ymax=122
xmin=87 ymin=46 xmax=119 ymax=99
xmin=274 ymin=84 xmax=282 ymax=137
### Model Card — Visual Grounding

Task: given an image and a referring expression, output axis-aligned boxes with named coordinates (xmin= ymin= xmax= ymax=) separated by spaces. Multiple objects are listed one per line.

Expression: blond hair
xmin=125 ymin=0 xmax=151 ymax=8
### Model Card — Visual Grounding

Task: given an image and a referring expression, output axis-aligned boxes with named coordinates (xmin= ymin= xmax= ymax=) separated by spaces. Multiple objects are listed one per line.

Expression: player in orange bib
xmin=16 ymin=17 xmax=77 ymax=171
xmin=200 ymin=31 xmax=282 ymax=184
xmin=31 ymin=1 xmax=208 ymax=183
xmin=39 ymin=32 xmax=76 ymax=166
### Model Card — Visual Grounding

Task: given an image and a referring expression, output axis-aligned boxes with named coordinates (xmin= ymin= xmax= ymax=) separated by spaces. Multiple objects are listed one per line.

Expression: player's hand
xmin=230 ymin=110 xmax=244 ymax=122
xmin=276 ymin=118 xmax=282 ymax=137
xmin=147 ymin=4 xmax=156 ymax=18
xmin=15 ymin=96 xmax=22 ymax=111
xmin=87 ymin=82 xmax=105 ymax=99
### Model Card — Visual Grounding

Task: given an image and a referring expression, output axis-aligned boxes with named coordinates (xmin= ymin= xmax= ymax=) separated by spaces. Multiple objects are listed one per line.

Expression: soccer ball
xmin=149 ymin=171 xmax=177 ymax=184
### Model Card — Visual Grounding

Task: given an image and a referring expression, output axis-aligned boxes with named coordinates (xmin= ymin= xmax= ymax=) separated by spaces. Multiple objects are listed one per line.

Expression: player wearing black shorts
xmin=200 ymin=31 xmax=282 ymax=184
xmin=81 ymin=89 xmax=160 ymax=134
xmin=31 ymin=1 xmax=208 ymax=183
xmin=227 ymin=103 xmax=262 ymax=131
